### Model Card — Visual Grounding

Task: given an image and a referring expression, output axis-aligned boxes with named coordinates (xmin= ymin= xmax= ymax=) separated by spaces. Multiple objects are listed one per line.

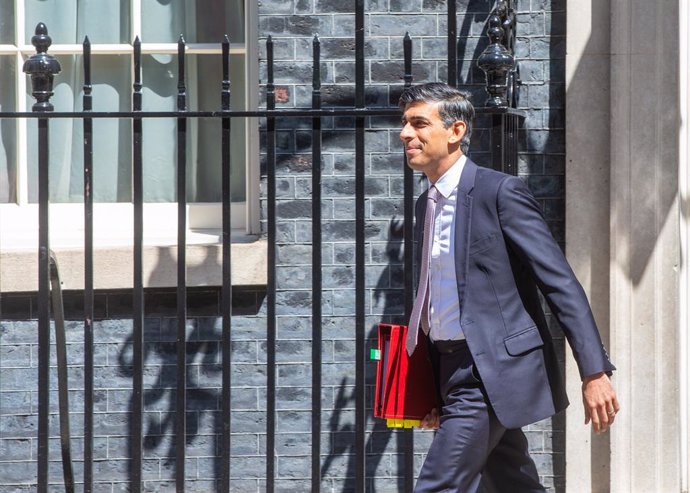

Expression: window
xmin=0 ymin=0 xmax=265 ymax=292
xmin=0 ymin=0 xmax=259 ymax=230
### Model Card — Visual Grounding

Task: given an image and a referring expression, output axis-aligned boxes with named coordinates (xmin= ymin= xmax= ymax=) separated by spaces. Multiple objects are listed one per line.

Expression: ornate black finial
xmin=477 ymin=13 xmax=514 ymax=107
xmin=23 ymin=23 xmax=61 ymax=112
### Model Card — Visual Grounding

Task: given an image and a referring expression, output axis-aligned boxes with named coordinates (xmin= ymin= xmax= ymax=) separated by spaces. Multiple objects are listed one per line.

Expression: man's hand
xmin=582 ymin=372 xmax=620 ymax=434
xmin=419 ymin=408 xmax=439 ymax=430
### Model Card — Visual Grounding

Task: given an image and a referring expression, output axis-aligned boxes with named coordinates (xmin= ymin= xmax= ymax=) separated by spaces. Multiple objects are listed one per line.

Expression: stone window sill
xmin=1 ymin=230 xmax=266 ymax=292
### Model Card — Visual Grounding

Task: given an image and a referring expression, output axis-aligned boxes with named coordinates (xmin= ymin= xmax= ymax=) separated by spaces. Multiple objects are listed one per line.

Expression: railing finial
xmin=23 ymin=23 xmax=61 ymax=112
xmin=477 ymin=2 xmax=520 ymax=108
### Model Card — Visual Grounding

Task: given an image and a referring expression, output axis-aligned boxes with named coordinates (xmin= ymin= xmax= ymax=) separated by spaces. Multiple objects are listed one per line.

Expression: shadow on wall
xmin=114 ymin=244 xmax=255 ymax=488
xmin=117 ymin=317 xmax=225 ymax=486
xmin=321 ymin=219 xmax=409 ymax=492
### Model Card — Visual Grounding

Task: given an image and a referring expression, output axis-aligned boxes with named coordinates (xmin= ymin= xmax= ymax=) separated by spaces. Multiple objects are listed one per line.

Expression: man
xmin=400 ymin=82 xmax=619 ymax=492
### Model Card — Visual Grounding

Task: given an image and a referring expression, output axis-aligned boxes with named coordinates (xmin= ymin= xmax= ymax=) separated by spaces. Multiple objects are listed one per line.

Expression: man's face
xmin=400 ymin=101 xmax=463 ymax=179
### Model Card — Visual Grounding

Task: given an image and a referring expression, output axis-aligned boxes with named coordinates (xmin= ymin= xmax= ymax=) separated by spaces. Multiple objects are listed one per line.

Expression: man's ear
xmin=448 ymin=121 xmax=467 ymax=144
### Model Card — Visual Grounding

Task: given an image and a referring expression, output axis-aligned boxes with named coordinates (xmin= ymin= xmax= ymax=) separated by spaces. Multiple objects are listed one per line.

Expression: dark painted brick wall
xmin=0 ymin=288 xmax=266 ymax=491
xmin=0 ymin=0 xmax=566 ymax=491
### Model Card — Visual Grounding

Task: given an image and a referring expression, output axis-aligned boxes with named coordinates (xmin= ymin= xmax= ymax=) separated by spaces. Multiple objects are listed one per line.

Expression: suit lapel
xmin=454 ymin=159 xmax=477 ymax=316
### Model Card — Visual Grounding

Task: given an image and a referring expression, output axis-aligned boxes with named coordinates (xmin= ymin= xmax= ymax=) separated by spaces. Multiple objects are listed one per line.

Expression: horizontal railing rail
xmin=0 ymin=107 xmax=524 ymax=119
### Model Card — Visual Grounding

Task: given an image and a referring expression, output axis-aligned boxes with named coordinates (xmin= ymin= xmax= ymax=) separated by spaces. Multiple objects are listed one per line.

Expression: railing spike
xmin=178 ymin=35 xmax=187 ymax=111
xmin=403 ymin=32 xmax=413 ymax=88
xmin=83 ymin=36 xmax=92 ymax=96
xmin=313 ymin=34 xmax=321 ymax=90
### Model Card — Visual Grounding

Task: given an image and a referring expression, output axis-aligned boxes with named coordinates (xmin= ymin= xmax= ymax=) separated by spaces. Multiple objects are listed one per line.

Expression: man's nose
xmin=400 ymin=123 xmax=412 ymax=141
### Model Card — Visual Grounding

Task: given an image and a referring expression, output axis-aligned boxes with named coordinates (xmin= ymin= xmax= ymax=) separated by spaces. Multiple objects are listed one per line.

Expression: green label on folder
xmin=370 ymin=349 xmax=381 ymax=361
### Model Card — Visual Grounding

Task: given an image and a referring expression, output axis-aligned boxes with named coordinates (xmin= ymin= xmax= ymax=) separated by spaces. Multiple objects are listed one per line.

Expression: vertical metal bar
xmin=37 ymin=113 xmax=50 ymax=493
xmin=403 ymin=33 xmax=413 ymax=318
xmin=310 ymin=34 xmax=323 ymax=493
xmin=131 ymin=36 xmax=144 ymax=493
xmin=50 ymin=253 xmax=75 ymax=493
xmin=175 ymin=35 xmax=188 ymax=493
xmin=447 ymin=0 xmax=457 ymax=87
xmin=510 ymin=114 xmax=519 ymax=176
xmin=354 ymin=0 xmax=367 ymax=490
xmin=401 ymin=33 xmax=415 ymax=493
xmin=265 ymin=35 xmax=277 ymax=493
xmin=220 ymin=35 xmax=233 ymax=493
xmin=23 ymin=23 xmax=60 ymax=492
xmin=506 ymin=114 xmax=512 ymax=175
xmin=82 ymin=35 xmax=95 ymax=493
xmin=491 ymin=113 xmax=502 ymax=173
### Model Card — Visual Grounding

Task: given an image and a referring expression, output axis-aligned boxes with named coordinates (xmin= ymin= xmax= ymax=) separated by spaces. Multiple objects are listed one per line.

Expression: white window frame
xmin=0 ymin=0 xmax=264 ymax=291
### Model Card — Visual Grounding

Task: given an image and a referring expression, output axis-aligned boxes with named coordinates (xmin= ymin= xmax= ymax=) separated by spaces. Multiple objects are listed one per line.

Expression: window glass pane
xmin=27 ymin=55 xmax=132 ymax=203
xmin=0 ymin=0 xmax=14 ymax=43
xmin=141 ymin=53 xmax=177 ymax=202
xmin=0 ymin=56 xmax=16 ymax=203
xmin=142 ymin=0 xmax=244 ymax=44
xmin=25 ymin=0 xmax=130 ymax=44
xmin=194 ymin=54 xmax=246 ymax=202
xmin=141 ymin=53 xmax=246 ymax=202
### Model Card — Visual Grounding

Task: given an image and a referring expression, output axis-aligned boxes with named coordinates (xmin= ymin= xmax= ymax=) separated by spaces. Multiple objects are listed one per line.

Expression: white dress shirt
xmin=428 ymin=155 xmax=466 ymax=341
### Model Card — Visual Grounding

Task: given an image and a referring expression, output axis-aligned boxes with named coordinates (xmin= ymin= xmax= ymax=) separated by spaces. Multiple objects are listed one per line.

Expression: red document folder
xmin=373 ymin=323 xmax=438 ymax=428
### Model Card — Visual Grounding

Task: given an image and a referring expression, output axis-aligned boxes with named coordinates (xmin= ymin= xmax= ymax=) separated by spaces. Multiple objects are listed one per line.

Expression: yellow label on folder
xmin=386 ymin=418 xmax=421 ymax=428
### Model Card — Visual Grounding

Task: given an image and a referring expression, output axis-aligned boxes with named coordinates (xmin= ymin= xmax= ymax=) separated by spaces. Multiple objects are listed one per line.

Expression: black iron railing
xmin=0 ymin=1 xmax=523 ymax=492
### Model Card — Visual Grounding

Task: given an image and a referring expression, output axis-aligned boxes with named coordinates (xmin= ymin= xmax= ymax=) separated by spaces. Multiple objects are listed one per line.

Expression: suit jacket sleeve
xmin=496 ymin=175 xmax=615 ymax=380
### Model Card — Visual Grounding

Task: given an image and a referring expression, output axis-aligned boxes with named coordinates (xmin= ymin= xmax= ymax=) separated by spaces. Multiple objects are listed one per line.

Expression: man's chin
xmin=406 ymin=159 xmax=423 ymax=170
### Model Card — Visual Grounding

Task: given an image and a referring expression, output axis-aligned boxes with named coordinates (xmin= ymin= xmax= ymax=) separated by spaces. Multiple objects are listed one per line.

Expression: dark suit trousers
xmin=414 ymin=340 xmax=546 ymax=493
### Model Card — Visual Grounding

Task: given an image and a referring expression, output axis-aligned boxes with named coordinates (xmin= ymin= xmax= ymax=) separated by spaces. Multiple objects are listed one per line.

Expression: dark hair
xmin=398 ymin=82 xmax=474 ymax=154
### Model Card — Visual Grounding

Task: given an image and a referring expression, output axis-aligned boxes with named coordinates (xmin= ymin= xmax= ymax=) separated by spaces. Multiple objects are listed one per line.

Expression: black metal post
xmin=50 ymin=253 xmax=74 ymax=492
xmin=36 ymin=59 xmax=51 ymax=493
xmin=131 ymin=35 xmax=144 ymax=493
xmin=401 ymin=33 xmax=416 ymax=493
xmin=489 ymin=112 xmax=521 ymax=176
xmin=175 ymin=35 xmax=188 ymax=493
xmin=447 ymin=0 xmax=457 ymax=87
xmin=310 ymin=33 xmax=323 ymax=493
xmin=354 ymin=0 xmax=367 ymax=491
xmin=220 ymin=34 xmax=233 ymax=493
xmin=22 ymin=22 xmax=61 ymax=492
xmin=265 ymin=35 xmax=277 ymax=493
xmin=82 ymin=35 xmax=95 ymax=493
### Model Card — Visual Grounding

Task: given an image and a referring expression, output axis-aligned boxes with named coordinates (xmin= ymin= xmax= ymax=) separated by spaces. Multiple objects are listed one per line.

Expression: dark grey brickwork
xmin=0 ymin=288 xmax=267 ymax=492
xmin=0 ymin=1 xmax=566 ymax=491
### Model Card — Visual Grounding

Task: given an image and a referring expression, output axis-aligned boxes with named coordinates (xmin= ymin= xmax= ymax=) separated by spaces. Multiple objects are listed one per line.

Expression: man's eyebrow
xmin=401 ymin=115 xmax=429 ymax=124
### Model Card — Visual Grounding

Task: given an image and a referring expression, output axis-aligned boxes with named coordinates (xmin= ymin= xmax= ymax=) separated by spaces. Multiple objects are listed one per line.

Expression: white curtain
xmin=0 ymin=0 xmax=15 ymax=203
xmin=21 ymin=0 xmax=245 ymax=203
xmin=0 ymin=56 xmax=16 ymax=203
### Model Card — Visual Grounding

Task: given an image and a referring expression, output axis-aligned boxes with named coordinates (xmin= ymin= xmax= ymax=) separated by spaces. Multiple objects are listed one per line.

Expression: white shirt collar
xmin=428 ymin=155 xmax=466 ymax=199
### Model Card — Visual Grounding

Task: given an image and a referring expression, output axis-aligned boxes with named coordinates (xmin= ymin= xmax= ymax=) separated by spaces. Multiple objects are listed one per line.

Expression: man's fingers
xmin=606 ymin=402 xmax=619 ymax=426
xmin=420 ymin=409 xmax=439 ymax=430
xmin=591 ymin=401 xmax=622 ymax=433
xmin=582 ymin=372 xmax=619 ymax=433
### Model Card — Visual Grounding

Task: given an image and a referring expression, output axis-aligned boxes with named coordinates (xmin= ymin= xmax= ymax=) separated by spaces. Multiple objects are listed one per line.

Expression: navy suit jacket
xmin=415 ymin=159 xmax=615 ymax=429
